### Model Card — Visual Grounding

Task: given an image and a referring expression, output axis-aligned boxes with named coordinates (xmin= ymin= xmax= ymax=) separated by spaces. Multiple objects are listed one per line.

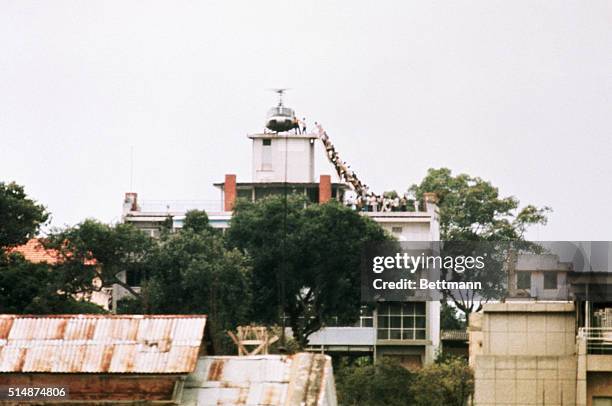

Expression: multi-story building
xmin=471 ymin=248 xmax=612 ymax=405
xmin=122 ymin=113 xmax=441 ymax=366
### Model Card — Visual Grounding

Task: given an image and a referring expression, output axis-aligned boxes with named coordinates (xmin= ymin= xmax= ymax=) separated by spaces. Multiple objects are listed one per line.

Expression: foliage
xmin=440 ymin=301 xmax=466 ymax=330
xmin=226 ymin=195 xmax=391 ymax=348
xmin=336 ymin=356 xmax=473 ymax=406
xmin=183 ymin=209 xmax=214 ymax=234
xmin=410 ymin=168 xmax=551 ymax=317
xmin=46 ymin=220 xmax=155 ymax=299
xmin=410 ymin=168 xmax=550 ymax=241
xmin=0 ymin=182 xmax=49 ymax=251
xmin=336 ymin=357 xmax=414 ymax=406
xmin=413 ymin=356 xmax=474 ymax=406
xmin=143 ymin=217 xmax=252 ymax=352
xmin=0 ymin=253 xmax=105 ymax=314
xmin=0 ymin=181 xmax=103 ymax=313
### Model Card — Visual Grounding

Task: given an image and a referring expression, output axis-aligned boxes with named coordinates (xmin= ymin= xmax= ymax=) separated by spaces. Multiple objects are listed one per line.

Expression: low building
xmin=0 ymin=314 xmax=209 ymax=404
xmin=470 ymin=302 xmax=612 ymax=405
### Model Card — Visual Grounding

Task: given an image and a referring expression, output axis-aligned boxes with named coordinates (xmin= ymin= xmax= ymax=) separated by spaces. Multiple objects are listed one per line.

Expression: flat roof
xmin=247 ymin=132 xmax=318 ymax=140
xmin=214 ymin=181 xmax=348 ymax=189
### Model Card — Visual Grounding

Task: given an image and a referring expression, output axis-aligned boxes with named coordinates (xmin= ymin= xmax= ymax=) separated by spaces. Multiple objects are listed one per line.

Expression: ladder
xmin=315 ymin=123 xmax=370 ymax=198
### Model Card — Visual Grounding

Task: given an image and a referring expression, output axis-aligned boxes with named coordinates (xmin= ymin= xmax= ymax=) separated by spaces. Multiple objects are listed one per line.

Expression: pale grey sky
xmin=1 ymin=1 xmax=611 ymax=240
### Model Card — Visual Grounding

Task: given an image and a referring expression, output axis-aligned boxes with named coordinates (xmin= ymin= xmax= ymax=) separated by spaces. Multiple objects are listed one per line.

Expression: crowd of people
xmin=314 ymin=122 xmax=418 ymax=212
xmin=346 ymin=193 xmax=418 ymax=212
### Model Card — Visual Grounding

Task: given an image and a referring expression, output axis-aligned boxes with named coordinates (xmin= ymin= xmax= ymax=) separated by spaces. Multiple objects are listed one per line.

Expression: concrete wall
xmin=251 ymin=134 xmax=316 ymax=183
xmin=471 ymin=303 xmax=577 ymax=406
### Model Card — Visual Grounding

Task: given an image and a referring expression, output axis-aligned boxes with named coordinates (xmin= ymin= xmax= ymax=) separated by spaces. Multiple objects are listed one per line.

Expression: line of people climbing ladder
xmin=314 ymin=122 xmax=419 ymax=212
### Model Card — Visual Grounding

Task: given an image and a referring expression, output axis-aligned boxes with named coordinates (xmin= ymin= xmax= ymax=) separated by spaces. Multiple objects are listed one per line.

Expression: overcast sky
xmin=1 ymin=1 xmax=611 ymax=240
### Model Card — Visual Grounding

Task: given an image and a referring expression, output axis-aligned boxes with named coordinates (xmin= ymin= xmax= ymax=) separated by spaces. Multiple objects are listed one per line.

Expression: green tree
xmin=143 ymin=211 xmax=252 ymax=352
xmin=0 ymin=250 xmax=106 ymax=314
xmin=440 ymin=301 xmax=466 ymax=330
xmin=336 ymin=357 xmax=414 ymax=406
xmin=183 ymin=209 xmax=213 ymax=233
xmin=47 ymin=220 xmax=154 ymax=299
xmin=410 ymin=168 xmax=550 ymax=318
xmin=226 ymin=195 xmax=391 ymax=348
xmin=0 ymin=182 xmax=48 ymax=250
xmin=412 ymin=356 xmax=474 ymax=406
xmin=336 ymin=356 xmax=473 ymax=406
xmin=0 ymin=181 xmax=100 ymax=313
xmin=410 ymin=168 xmax=550 ymax=241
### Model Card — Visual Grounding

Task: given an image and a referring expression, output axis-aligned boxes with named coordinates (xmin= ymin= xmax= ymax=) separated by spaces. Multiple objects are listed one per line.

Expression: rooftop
xmin=8 ymin=238 xmax=60 ymax=264
xmin=0 ymin=314 xmax=207 ymax=374
xmin=182 ymin=353 xmax=336 ymax=406
xmin=247 ymin=132 xmax=318 ymax=140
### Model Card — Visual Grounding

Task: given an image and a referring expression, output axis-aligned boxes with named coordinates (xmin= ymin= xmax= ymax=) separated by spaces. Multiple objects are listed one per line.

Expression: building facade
xmin=122 ymin=124 xmax=442 ymax=366
xmin=470 ymin=300 xmax=612 ymax=405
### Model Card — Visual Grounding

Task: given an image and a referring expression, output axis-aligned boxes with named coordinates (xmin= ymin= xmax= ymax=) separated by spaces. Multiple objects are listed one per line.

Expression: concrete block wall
xmin=472 ymin=303 xmax=577 ymax=406
xmin=474 ymin=355 xmax=577 ymax=405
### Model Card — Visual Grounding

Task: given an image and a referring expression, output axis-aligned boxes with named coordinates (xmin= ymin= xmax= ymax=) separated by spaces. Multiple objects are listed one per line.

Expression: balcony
xmin=578 ymin=327 xmax=612 ymax=355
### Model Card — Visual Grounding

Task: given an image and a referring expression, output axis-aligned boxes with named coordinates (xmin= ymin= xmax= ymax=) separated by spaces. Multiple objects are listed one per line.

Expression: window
xmin=517 ymin=272 xmax=531 ymax=290
xmin=391 ymin=226 xmax=403 ymax=234
xmin=261 ymin=139 xmax=272 ymax=170
xmin=126 ymin=269 xmax=146 ymax=287
xmin=544 ymin=272 xmax=558 ymax=290
xmin=377 ymin=302 xmax=426 ymax=340
xmin=355 ymin=306 xmax=374 ymax=327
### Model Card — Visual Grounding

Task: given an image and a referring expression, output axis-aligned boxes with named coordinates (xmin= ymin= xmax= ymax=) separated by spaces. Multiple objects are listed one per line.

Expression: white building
xmin=123 ymin=122 xmax=441 ymax=366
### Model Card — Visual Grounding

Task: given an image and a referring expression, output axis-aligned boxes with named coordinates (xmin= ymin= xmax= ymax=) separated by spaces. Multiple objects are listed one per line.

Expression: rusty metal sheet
xmin=0 ymin=314 xmax=206 ymax=374
xmin=182 ymin=353 xmax=337 ymax=406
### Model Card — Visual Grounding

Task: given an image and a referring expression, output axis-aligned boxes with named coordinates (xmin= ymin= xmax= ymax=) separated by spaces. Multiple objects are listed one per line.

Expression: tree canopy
xmin=227 ymin=195 xmax=391 ymax=348
xmin=411 ymin=168 xmax=551 ymax=317
xmin=410 ymin=168 xmax=550 ymax=241
xmin=47 ymin=219 xmax=155 ymax=300
xmin=0 ymin=181 xmax=102 ymax=314
xmin=336 ymin=356 xmax=473 ymax=406
xmin=0 ymin=182 xmax=48 ymax=250
xmin=143 ymin=210 xmax=251 ymax=351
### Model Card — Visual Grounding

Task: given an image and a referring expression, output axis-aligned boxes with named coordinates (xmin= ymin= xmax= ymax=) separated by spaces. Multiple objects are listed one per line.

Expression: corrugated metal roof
xmin=181 ymin=353 xmax=337 ymax=406
xmin=0 ymin=315 xmax=206 ymax=374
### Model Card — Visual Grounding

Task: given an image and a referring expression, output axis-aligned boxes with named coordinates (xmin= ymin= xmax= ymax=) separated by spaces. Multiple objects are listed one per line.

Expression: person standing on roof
xmin=301 ymin=117 xmax=307 ymax=134
xmin=293 ymin=117 xmax=300 ymax=134
xmin=315 ymin=122 xmax=324 ymax=135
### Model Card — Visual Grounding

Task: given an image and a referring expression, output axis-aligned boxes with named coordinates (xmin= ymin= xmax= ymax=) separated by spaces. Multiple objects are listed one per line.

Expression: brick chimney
xmin=319 ymin=175 xmax=332 ymax=203
xmin=123 ymin=192 xmax=138 ymax=214
xmin=224 ymin=174 xmax=237 ymax=211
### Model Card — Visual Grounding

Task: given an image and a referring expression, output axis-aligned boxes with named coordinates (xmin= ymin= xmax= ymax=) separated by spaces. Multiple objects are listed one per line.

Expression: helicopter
xmin=265 ymin=89 xmax=299 ymax=133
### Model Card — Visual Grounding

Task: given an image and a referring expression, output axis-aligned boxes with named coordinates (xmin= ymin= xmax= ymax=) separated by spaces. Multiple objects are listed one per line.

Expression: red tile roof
xmin=9 ymin=238 xmax=96 ymax=266
xmin=9 ymin=238 xmax=60 ymax=264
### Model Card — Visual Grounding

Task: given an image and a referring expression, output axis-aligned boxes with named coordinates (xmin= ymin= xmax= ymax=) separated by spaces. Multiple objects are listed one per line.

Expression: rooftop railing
xmin=138 ymin=200 xmax=223 ymax=214
xmin=578 ymin=327 xmax=612 ymax=354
